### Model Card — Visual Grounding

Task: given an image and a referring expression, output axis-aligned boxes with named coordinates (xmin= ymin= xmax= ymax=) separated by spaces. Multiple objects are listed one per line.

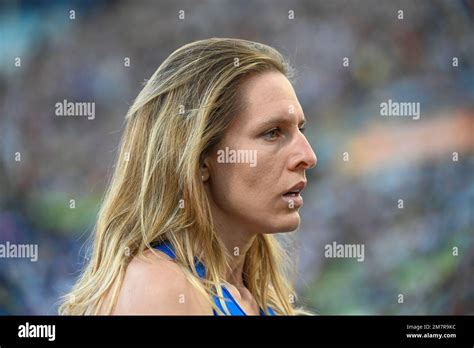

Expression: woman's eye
xmin=299 ymin=126 xmax=306 ymax=134
xmin=264 ymin=128 xmax=280 ymax=140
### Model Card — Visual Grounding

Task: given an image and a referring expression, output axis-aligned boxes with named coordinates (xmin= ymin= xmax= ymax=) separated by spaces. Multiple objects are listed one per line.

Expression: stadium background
xmin=0 ymin=0 xmax=473 ymax=314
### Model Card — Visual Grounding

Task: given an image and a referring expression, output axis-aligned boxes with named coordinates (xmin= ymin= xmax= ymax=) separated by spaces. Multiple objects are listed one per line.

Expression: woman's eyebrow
xmin=257 ymin=114 xmax=306 ymax=128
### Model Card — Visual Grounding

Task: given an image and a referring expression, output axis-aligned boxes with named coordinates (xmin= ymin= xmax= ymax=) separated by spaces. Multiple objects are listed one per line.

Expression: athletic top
xmin=153 ymin=242 xmax=276 ymax=316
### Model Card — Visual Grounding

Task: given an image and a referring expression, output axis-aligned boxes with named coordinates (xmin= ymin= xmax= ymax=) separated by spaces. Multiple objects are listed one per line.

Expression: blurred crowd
xmin=0 ymin=0 xmax=473 ymax=314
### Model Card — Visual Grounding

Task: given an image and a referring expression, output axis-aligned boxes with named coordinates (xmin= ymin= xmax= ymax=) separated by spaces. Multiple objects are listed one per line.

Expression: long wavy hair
xmin=59 ymin=37 xmax=310 ymax=315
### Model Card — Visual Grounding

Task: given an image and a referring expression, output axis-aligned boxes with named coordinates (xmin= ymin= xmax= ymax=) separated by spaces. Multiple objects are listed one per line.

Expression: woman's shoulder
xmin=111 ymin=248 xmax=213 ymax=315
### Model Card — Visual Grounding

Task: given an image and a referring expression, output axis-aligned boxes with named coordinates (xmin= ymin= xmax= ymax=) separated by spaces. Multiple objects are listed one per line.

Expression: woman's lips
xmin=282 ymin=192 xmax=303 ymax=208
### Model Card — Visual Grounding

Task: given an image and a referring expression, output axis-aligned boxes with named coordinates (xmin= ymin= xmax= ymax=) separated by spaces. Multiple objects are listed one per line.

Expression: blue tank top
xmin=153 ymin=242 xmax=276 ymax=316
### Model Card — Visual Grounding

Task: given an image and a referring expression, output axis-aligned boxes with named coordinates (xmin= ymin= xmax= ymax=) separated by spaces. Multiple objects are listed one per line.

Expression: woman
xmin=59 ymin=38 xmax=317 ymax=315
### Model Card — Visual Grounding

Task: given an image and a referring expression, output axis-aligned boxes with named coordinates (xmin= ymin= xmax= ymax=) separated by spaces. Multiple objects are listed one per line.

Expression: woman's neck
xmin=211 ymin=212 xmax=257 ymax=288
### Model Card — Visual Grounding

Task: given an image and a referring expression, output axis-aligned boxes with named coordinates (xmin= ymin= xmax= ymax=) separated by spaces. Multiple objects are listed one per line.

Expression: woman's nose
xmin=289 ymin=133 xmax=317 ymax=170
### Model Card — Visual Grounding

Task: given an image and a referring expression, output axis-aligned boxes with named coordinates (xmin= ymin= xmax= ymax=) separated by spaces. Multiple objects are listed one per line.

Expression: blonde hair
xmin=59 ymin=37 xmax=311 ymax=315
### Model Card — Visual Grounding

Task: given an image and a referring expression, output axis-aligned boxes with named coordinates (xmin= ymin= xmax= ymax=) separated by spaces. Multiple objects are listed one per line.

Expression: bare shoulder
xmin=111 ymin=248 xmax=213 ymax=315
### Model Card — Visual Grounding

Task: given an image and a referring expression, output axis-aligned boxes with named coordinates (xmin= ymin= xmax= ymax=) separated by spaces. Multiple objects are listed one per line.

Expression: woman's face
xmin=203 ymin=70 xmax=317 ymax=234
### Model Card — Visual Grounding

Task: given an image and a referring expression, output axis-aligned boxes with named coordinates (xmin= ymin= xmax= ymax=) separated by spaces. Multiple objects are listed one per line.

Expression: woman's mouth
xmin=282 ymin=190 xmax=303 ymax=208
xmin=281 ymin=181 xmax=306 ymax=208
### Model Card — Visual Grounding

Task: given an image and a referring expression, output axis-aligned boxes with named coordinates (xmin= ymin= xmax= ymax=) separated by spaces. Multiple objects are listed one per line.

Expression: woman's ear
xmin=200 ymin=156 xmax=211 ymax=182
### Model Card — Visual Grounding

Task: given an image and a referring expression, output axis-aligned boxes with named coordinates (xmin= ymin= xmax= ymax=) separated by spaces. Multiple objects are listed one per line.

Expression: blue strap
xmin=154 ymin=242 xmax=206 ymax=278
xmin=153 ymin=242 xmax=276 ymax=316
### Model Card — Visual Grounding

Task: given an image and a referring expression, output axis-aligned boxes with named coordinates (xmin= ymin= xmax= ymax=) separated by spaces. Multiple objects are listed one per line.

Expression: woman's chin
xmin=268 ymin=212 xmax=301 ymax=233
